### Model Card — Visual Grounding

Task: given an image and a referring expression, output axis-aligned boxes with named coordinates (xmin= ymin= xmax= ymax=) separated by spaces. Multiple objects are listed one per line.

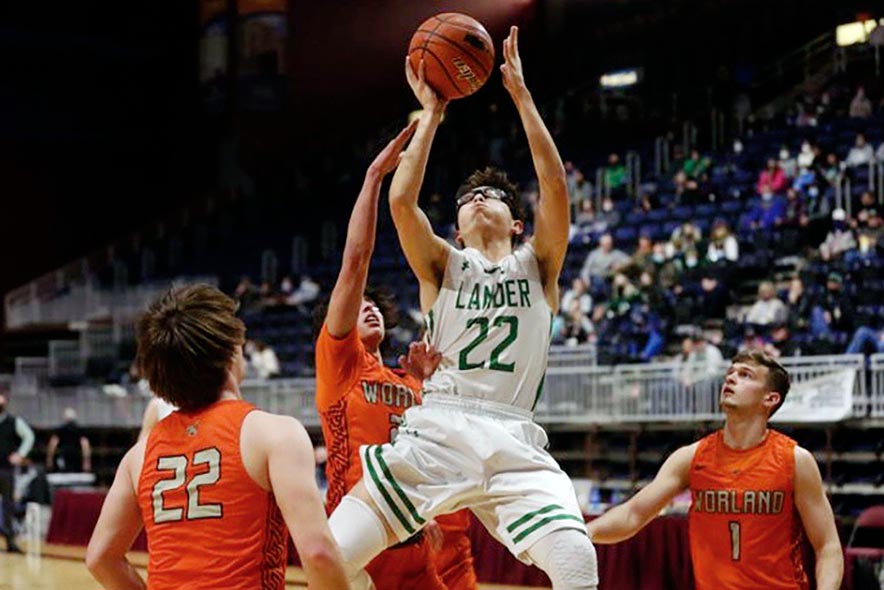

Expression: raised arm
xmin=794 ymin=447 xmax=843 ymax=590
xmin=500 ymin=27 xmax=569 ymax=308
xmin=388 ymin=59 xmax=452 ymax=310
xmin=586 ymin=443 xmax=696 ymax=543
xmin=325 ymin=120 xmax=417 ymax=338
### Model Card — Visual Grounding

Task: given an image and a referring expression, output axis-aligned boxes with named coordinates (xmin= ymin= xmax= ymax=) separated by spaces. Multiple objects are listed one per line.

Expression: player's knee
xmin=528 ymin=529 xmax=599 ymax=590
xmin=328 ymin=495 xmax=390 ymax=574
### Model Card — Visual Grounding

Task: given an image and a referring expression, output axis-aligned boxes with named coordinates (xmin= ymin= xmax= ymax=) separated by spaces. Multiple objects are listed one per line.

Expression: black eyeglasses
xmin=456 ymin=186 xmax=510 ymax=208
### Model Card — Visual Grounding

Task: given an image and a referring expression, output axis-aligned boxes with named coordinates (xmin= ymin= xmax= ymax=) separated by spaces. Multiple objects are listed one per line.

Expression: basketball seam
xmin=419 ymin=47 xmax=466 ymax=96
xmin=412 ymin=28 xmax=492 ymax=77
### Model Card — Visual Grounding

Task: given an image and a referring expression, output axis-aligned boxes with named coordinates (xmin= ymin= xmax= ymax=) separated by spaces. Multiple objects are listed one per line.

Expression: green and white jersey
xmin=423 ymin=243 xmax=552 ymax=412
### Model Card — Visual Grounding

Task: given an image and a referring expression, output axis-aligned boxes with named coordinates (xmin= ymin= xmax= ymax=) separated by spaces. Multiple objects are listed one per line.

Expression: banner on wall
xmin=769 ymin=369 xmax=855 ymax=423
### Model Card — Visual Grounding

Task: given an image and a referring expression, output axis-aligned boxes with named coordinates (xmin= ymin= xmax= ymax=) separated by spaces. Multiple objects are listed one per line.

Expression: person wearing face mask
xmin=819 ymin=209 xmax=857 ymax=262
xmin=797 ymin=141 xmax=815 ymax=169
xmin=778 ymin=147 xmax=797 ymax=178
xmin=0 ymin=391 xmax=34 ymax=553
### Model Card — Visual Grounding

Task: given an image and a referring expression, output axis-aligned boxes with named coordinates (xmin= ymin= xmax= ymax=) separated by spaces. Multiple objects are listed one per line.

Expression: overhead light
xmin=835 ymin=19 xmax=880 ymax=47
xmin=600 ymin=69 xmax=641 ymax=89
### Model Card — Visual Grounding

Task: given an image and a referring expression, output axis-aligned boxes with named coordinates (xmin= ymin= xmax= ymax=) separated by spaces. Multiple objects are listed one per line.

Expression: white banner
xmin=770 ymin=369 xmax=855 ymax=423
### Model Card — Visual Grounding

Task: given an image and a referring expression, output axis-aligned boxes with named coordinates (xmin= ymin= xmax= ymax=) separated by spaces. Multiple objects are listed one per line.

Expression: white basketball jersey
xmin=422 ymin=243 xmax=552 ymax=411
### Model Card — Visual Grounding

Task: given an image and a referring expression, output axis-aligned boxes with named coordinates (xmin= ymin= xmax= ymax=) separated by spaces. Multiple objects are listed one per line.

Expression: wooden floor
xmin=0 ymin=544 xmax=545 ymax=590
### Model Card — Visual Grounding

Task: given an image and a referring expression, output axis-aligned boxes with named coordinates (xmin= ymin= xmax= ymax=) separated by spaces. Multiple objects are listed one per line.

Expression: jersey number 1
xmin=729 ymin=521 xmax=741 ymax=561
xmin=459 ymin=316 xmax=519 ymax=372
xmin=152 ymin=447 xmax=223 ymax=523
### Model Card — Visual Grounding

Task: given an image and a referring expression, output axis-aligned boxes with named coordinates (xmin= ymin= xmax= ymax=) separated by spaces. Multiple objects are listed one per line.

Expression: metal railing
xmin=8 ymin=354 xmax=876 ymax=429
xmin=5 ymin=276 xmax=218 ymax=330
xmin=871 ymin=353 xmax=884 ymax=418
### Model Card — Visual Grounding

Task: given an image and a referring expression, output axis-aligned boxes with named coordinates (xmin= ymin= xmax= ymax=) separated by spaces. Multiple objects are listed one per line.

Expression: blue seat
xmin=721 ymin=200 xmax=742 ymax=214
xmin=647 ymin=209 xmax=669 ymax=222
xmin=671 ymin=206 xmax=693 ymax=221
xmin=615 ymin=226 xmax=637 ymax=244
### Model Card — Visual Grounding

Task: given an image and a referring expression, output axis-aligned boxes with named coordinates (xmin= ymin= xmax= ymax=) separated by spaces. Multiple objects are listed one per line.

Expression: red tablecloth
xmin=47 ymin=490 xmax=867 ymax=590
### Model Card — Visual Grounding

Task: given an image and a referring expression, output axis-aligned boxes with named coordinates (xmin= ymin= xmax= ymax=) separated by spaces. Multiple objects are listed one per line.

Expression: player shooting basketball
xmin=313 ymin=121 xmax=478 ymax=590
xmin=326 ymin=26 xmax=599 ymax=590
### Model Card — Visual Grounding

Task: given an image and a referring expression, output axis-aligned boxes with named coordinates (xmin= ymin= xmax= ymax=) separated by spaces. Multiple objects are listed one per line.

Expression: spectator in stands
xmin=857 ymin=209 xmax=883 ymax=256
xmin=786 ymin=277 xmax=812 ymax=332
xmin=638 ymin=270 xmax=669 ymax=316
xmin=245 ymin=340 xmax=280 ymax=379
xmin=566 ymin=165 xmax=592 ymax=210
xmin=852 ymin=191 xmax=877 ymax=228
xmin=284 ymin=274 xmax=320 ymax=309
xmin=673 ymin=170 xmax=705 ymax=206
xmin=778 ymin=146 xmax=797 ymax=179
xmin=845 ymin=133 xmax=874 ymax=168
xmin=706 ymin=220 xmax=739 ymax=264
xmin=651 ymin=242 xmax=680 ymax=290
xmin=636 ymin=193 xmax=656 ymax=215
xmin=553 ymin=298 xmax=595 ymax=346
xmin=0 ymin=390 xmax=33 ymax=552
xmin=877 ymin=141 xmax=884 ymax=163
xmin=820 ymin=152 xmax=841 ymax=187
xmin=797 ymin=141 xmax=815 ymax=169
xmin=46 ymin=408 xmax=91 ymax=473
xmin=575 ymin=198 xmax=597 ymax=227
xmin=666 ymin=222 xmax=703 ymax=259
xmin=598 ymin=195 xmax=621 ymax=228
xmin=744 ymin=191 xmax=786 ymax=231
xmin=682 ymin=149 xmax=711 ymax=179
xmin=561 ymin=277 xmax=593 ymax=316
xmin=765 ymin=322 xmax=800 ymax=358
xmin=756 ymin=158 xmax=788 ymax=196
xmin=696 ymin=273 xmax=730 ymax=320
xmin=849 ymin=85 xmax=872 ymax=119
xmin=605 ymin=153 xmax=628 ymax=196
xmin=810 ymin=272 xmax=855 ymax=342
xmin=745 ymin=281 xmax=788 ymax=326
xmin=580 ymin=232 xmax=629 ymax=287
xmin=687 ymin=330 xmax=724 ymax=377
xmin=819 ymin=209 xmax=857 ymax=261
xmin=780 ymin=188 xmax=808 ymax=252
xmin=845 ymin=325 xmax=884 ymax=355
xmin=233 ymin=275 xmax=260 ymax=312
xmin=621 ymin=234 xmax=655 ymax=278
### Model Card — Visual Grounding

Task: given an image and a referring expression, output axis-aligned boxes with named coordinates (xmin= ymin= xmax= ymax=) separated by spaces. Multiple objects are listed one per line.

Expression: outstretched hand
xmin=500 ymin=26 xmax=528 ymax=103
xmin=399 ymin=341 xmax=442 ymax=381
xmin=405 ymin=57 xmax=448 ymax=114
xmin=369 ymin=118 xmax=419 ymax=177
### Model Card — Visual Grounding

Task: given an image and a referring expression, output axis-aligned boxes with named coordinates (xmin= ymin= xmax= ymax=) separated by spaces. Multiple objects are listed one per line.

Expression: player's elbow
xmin=85 ymin=541 xmax=113 ymax=577
xmin=299 ymin=539 xmax=344 ymax=573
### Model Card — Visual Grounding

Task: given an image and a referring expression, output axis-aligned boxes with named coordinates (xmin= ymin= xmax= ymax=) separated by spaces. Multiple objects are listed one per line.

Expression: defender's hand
xmin=369 ymin=119 xmax=419 ymax=177
xmin=500 ymin=26 xmax=528 ymax=103
xmin=399 ymin=341 xmax=442 ymax=381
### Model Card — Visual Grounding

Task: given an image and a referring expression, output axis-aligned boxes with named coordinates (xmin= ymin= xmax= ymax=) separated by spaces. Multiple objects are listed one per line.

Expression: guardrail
xmin=7 ymin=354 xmax=875 ymax=428
xmin=871 ymin=353 xmax=884 ymax=418
xmin=5 ymin=276 xmax=219 ymax=330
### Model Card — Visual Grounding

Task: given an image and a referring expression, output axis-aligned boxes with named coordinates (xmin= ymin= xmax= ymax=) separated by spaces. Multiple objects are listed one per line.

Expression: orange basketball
xmin=408 ymin=13 xmax=495 ymax=100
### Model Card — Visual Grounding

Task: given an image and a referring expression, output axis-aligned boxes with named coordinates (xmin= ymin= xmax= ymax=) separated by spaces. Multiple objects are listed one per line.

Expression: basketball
xmin=408 ymin=13 xmax=495 ymax=100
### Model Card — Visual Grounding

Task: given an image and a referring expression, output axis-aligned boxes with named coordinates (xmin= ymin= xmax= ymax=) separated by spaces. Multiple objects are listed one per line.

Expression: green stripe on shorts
xmin=374 ymin=445 xmax=426 ymax=525
xmin=363 ymin=445 xmax=414 ymax=535
xmin=512 ymin=514 xmax=586 ymax=544
xmin=507 ymin=504 xmax=563 ymax=533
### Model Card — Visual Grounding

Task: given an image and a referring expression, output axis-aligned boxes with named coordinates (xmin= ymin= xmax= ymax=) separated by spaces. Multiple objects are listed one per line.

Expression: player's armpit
xmin=794 ymin=447 xmax=843 ymax=590
xmin=262 ymin=415 xmax=349 ymax=590
xmin=587 ymin=443 xmax=695 ymax=544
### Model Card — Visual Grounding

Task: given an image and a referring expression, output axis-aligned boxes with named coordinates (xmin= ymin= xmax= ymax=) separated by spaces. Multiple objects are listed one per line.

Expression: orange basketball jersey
xmin=315 ymin=323 xmax=423 ymax=512
xmin=137 ymin=399 xmax=287 ymax=590
xmin=688 ymin=429 xmax=808 ymax=590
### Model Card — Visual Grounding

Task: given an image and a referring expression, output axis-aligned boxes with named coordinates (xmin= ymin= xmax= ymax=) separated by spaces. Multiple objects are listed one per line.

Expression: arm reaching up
xmin=325 ymin=119 xmax=418 ymax=338
xmin=500 ymin=26 xmax=570 ymax=310
xmin=389 ymin=59 xmax=453 ymax=312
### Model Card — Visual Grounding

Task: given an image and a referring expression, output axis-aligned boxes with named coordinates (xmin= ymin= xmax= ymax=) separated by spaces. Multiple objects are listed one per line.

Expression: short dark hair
xmin=454 ymin=167 xmax=525 ymax=244
xmin=137 ymin=284 xmax=245 ymax=413
xmin=730 ymin=350 xmax=791 ymax=416
xmin=312 ymin=285 xmax=399 ymax=347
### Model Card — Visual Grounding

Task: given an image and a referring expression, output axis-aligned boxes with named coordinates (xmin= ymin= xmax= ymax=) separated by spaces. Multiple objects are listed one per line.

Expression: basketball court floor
xmin=1 ymin=544 xmax=546 ymax=590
